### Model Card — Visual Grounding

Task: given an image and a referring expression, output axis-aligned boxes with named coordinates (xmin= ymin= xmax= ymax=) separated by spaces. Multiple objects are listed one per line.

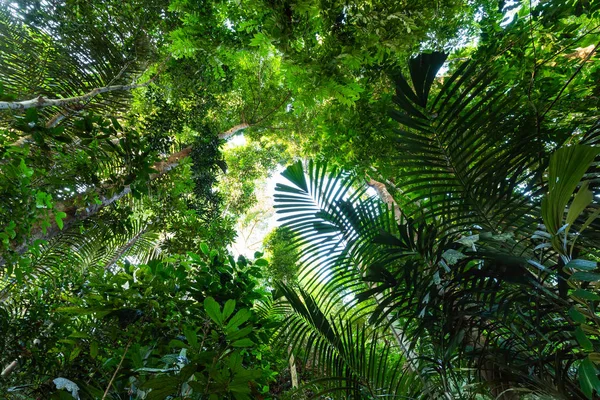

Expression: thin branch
xmin=252 ymin=91 xmax=292 ymax=125
xmin=541 ymin=40 xmax=600 ymax=121
xmin=101 ymin=337 xmax=133 ymax=400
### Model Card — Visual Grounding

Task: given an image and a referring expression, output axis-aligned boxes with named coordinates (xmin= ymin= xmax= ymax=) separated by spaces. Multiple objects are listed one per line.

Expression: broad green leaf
xmin=571 ymin=272 xmax=600 ymax=282
xmin=227 ymin=326 xmax=253 ymax=341
xmin=580 ymin=208 xmax=600 ymax=235
xmin=542 ymin=145 xmax=599 ymax=241
xmin=225 ymin=308 xmax=251 ymax=331
xmin=168 ymin=339 xmax=187 ymax=348
xmin=231 ymin=338 xmax=254 ymax=347
xmin=575 ymin=326 xmax=593 ymax=352
xmin=223 ymin=299 xmax=236 ymax=321
xmin=90 ymin=341 xmax=98 ymax=359
xmin=566 ymin=181 xmax=593 ymax=230
xmin=254 ymin=258 xmax=268 ymax=267
xmin=55 ymin=211 xmax=67 ymax=230
xmin=200 ymin=243 xmax=210 ymax=255
xmin=142 ymin=375 xmax=180 ymax=389
xmin=579 ymin=357 xmax=600 ymax=399
xmin=204 ymin=296 xmax=223 ymax=325
xmin=569 ymin=306 xmax=587 ymax=323
xmin=69 ymin=346 xmax=81 ymax=361
xmin=184 ymin=326 xmax=198 ymax=348
xmin=567 ymin=259 xmax=598 ymax=271
xmin=572 ymin=289 xmax=600 ymax=301
xmin=68 ymin=331 xmax=90 ymax=339
xmin=227 ymin=350 xmax=243 ymax=371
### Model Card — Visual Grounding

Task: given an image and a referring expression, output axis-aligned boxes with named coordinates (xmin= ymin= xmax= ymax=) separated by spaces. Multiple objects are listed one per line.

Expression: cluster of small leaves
xmin=262 ymin=226 xmax=299 ymax=284
xmin=219 ymin=140 xmax=289 ymax=217
xmin=190 ymin=129 xmax=228 ymax=222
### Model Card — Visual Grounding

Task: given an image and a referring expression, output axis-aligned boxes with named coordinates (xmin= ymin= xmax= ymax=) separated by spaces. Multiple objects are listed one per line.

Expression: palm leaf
xmin=389 ymin=53 xmax=542 ymax=238
xmin=273 ymin=282 xmax=420 ymax=399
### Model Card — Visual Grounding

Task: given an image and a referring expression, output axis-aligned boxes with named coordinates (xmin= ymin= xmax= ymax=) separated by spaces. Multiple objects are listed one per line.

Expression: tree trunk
xmin=367 ymin=177 xmax=405 ymax=222
xmin=289 ymin=350 xmax=299 ymax=389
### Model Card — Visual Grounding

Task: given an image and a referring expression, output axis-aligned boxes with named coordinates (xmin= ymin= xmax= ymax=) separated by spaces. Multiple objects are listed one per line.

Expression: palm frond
xmin=389 ymin=52 xmax=542 ymax=237
xmin=0 ymin=4 xmax=157 ymax=137
xmin=274 ymin=282 xmax=420 ymax=399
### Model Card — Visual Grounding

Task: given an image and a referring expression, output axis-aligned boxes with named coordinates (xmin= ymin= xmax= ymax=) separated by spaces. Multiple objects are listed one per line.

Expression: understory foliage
xmin=2 ymin=0 xmax=600 ymax=399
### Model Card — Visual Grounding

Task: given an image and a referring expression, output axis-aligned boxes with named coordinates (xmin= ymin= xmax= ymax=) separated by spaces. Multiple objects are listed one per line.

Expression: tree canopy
xmin=2 ymin=0 xmax=600 ymax=399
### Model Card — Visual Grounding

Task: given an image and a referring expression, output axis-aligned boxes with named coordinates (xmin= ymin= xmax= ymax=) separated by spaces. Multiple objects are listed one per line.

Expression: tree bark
xmin=1 ymin=360 xmax=18 ymax=378
xmin=367 ymin=177 xmax=405 ymax=222
xmin=219 ymin=123 xmax=250 ymax=140
xmin=289 ymin=350 xmax=299 ymax=389
xmin=2 ymin=123 xmax=250 ymax=264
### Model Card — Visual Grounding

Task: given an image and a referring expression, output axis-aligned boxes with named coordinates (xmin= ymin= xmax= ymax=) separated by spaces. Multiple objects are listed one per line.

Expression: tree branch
xmin=0 ymin=57 xmax=168 ymax=111
xmin=541 ymin=41 xmax=599 ymax=121
xmin=101 ymin=337 xmax=133 ymax=400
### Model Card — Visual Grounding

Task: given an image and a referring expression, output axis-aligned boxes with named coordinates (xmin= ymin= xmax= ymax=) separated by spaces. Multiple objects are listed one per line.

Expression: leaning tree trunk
xmin=1 ymin=123 xmax=250 ymax=265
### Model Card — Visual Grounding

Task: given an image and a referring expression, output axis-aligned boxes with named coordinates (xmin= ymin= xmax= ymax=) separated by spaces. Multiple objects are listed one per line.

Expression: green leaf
xmin=90 ymin=341 xmax=98 ymax=359
xmin=142 ymin=375 xmax=180 ymax=390
xmin=567 ymin=259 xmax=598 ymax=271
xmin=168 ymin=339 xmax=187 ymax=348
xmin=55 ymin=211 xmax=67 ymax=230
xmin=200 ymin=242 xmax=210 ymax=255
xmin=575 ymin=326 xmax=594 ymax=352
xmin=184 ymin=326 xmax=198 ymax=348
xmin=223 ymin=299 xmax=236 ymax=321
xmin=571 ymin=272 xmax=600 ymax=282
xmin=204 ymin=296 xmax=223 ymax=325
xmin=579 ymin=357 xmax=600 ymax=399
xmin=225 ymin=308 xmax=251 ymax=331
xmin=19 ymin=159 xmax=33 ymax=177
xmin=231 ymin=338 xmax=254 ymax=347
xmin=147 ymin=387 xmax=179 ymax=400
xmin=566 ymin=181 xmax=593 ymax=229
xmin=25 ymin=107 xmax=38 ymax=123
xmin=572 ymin=289 xmax=600 ymax=301
xmin=254 ymin=258 xmax=268 ymax=267
xmin=542 ymin=145 xmax=600 ymax=236
xmin=69 ymin=346 xmax=81 ymax=361
xmin=569 ymin=306 xmax=587 ymax=323
xmin=227 ymin=326 xmax=253 ymax=341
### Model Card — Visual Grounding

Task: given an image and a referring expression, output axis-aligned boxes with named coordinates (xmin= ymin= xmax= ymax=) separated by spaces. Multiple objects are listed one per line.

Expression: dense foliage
xmin=1 ymin=0 xmax=600 ymax=399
